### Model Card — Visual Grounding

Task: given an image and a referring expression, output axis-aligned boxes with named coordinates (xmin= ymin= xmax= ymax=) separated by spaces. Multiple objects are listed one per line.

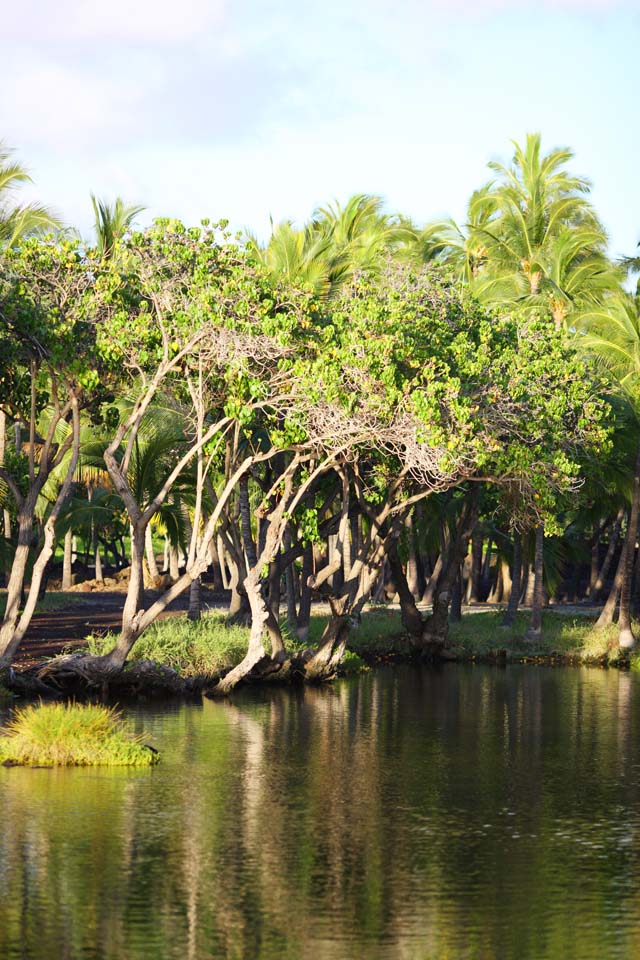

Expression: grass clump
xmin=0 ymin=701 xmax=158 ymax=767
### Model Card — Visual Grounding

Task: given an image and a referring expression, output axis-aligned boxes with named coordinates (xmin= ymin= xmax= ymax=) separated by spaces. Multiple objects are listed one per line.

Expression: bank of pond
xmin=2 ymin=605 xmax=637 ymax=712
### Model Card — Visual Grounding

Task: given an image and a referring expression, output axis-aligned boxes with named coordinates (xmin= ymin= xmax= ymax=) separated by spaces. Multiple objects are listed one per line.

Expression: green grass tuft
xmin=0 ymin=702 xmax=158 ymax=767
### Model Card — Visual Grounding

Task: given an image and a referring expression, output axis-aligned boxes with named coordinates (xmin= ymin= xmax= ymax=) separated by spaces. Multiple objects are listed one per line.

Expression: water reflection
xmin=2 ymin=666 xmax=640 ymax=959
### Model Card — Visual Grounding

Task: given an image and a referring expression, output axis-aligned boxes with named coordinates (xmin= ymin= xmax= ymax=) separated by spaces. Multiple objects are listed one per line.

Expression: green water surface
xmin=1 ymin=664 xmax=640 ymax=959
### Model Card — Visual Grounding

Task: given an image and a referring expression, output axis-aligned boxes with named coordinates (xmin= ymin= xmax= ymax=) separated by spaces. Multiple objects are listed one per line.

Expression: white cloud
xmin=5 ymin=0 xmax=227 ymax=45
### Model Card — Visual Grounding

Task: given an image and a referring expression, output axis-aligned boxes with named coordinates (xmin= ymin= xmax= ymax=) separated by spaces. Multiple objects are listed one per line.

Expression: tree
xmin=0 ymin=237 xmax=101 ymax=665
xmin=462 ymin=134 xmax=617 ymax=325
xmin=580 ymin=294 xmax=640 ymax=650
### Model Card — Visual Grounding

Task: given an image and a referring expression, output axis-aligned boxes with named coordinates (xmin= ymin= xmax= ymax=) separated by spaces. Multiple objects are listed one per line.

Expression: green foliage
xmin=0 ymin=702 xmax=158 ymax=766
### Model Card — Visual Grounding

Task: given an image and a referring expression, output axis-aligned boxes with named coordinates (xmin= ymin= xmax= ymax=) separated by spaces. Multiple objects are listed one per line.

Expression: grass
xmin=446 ymin=610 xmax=621 ymax=662
xmin=82 ymin=605 xmax=631 ymax=679
xmin=87 ymin=613 xmax=268 ymax=677
xmin=85 ymin=607 xmax=405 ymax=677
xmin=0 ymin=701 xmax=158 ymax=767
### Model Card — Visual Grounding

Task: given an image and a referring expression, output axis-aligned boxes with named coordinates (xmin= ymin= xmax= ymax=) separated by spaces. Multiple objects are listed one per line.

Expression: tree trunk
xmin=597 ymin=535 xmax=626 ymax=628
xmin=405 ymin=511 xmax=420 ymax=598
xmin=422 ymin=552 xmax=443 ymax=606
xmin=594 ymin=509 xmax=624 ymax=600
xmin=208 ymin=536 xmax=224 ymax=592
xmin=449 ymin=567 xmax=463 ymax=623
xmin=387 ymin=537 xmax=424 ymax=642
xmin=239 ymin=475 xmax=257 ymax=569
xmin=284 ymin=530 xmax=298 ymax=624
xmin=526 ymin=525 xmax=544 ymax=641
xmin=187 ymin=577 xmax=201 ymax=621
xmin=145 ymin=524 xmax=160 ymax=579
xmin=502 ymin=531 xmax=522 ymax=628
xmin=296 ymin=544 xmax=313 ymax=641
xmin=301 ymin=604 xmax=351 ymax=681
xmin=105 ymin=526 xmax=146 ymax=669
xmin=62 ymin=528 xmax=74 ymax=590
xmin=469 ymin=529 xmax=483 ymax=603
xmin=169 ymin=545 xmax=180 ymax=582
xmin=619 ymin=445 xmax=640 ymax=651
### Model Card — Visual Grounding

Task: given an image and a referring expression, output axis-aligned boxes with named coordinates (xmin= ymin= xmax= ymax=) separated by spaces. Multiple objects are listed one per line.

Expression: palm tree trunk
xmin=618 ymin=444 xmax=640 ymax=651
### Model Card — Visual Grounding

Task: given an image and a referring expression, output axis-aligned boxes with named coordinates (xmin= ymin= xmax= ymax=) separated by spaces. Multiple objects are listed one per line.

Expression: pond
xmin=2 ymin=664 xmax=640 ymax=959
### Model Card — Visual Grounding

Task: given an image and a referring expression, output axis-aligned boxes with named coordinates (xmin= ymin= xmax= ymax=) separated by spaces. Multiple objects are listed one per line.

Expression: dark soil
xmin=15 ymin=588 xmax=228 ymax=669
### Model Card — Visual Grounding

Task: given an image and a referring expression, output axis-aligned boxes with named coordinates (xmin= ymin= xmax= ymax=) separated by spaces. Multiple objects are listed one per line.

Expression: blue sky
xmin=3 ymin=0 xmax=639 ymax=256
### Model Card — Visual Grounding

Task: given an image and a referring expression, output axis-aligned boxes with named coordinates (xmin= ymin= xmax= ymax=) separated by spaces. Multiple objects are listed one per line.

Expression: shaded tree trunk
xmin=597 ymin=535 xmax=627 ymax=628
xmin=296 ymin=544 xmax=313 ymax=641
xmin=469 ymin=529 xmax=483 ymax=603
xmin=526 ymin=525 xmax=544 ymax=641
xmin=502 ymin=530 xmax=522 ymax=627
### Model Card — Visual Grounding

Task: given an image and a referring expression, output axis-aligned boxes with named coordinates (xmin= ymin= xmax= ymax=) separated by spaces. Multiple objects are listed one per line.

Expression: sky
xmin=3 ymin=0 xmax=639 ymax=256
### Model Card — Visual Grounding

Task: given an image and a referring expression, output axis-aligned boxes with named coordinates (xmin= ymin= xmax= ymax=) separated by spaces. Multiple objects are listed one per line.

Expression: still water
xmin=2 ymin=664 xmax=640 ymax=960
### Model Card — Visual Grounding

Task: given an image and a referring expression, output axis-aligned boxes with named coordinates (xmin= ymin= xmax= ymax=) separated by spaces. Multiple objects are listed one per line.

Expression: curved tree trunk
xmin=301 ymin=606 xmax=351 ymax=682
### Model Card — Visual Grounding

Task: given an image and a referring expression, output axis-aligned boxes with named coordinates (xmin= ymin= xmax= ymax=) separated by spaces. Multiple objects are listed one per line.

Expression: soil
xmin=14 ymin=587 xmax=228 ymax=669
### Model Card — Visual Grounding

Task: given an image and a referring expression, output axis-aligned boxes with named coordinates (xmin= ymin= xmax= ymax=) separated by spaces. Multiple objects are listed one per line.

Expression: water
xmin=2 ymin=664 xmax=640 ymax=960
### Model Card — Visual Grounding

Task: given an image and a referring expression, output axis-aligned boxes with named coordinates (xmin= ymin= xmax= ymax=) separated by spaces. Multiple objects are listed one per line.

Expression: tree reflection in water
xmin=1 ymin=665 xmax=640 ymax=960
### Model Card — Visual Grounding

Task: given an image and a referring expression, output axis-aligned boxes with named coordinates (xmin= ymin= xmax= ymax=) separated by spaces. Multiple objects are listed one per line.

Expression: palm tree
xmin=0 ymin=142 xmax=60 ymax=248
xmin=250 ymin=194 xmax=408 ymax=299
xmin=580 ymin=294 xmax=640 ymax=650
xmin=248 ymin=219 xmax=342 ymax=299
xmin=312 ymin=193 xmax=410 ymax=271
xmin=408 ymin=185 xmax=497 ymax=281
xmin=91 ymin=195 xmax=145 ymax=258
xmin=463 ymin=133 xmax=616 ymax=324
